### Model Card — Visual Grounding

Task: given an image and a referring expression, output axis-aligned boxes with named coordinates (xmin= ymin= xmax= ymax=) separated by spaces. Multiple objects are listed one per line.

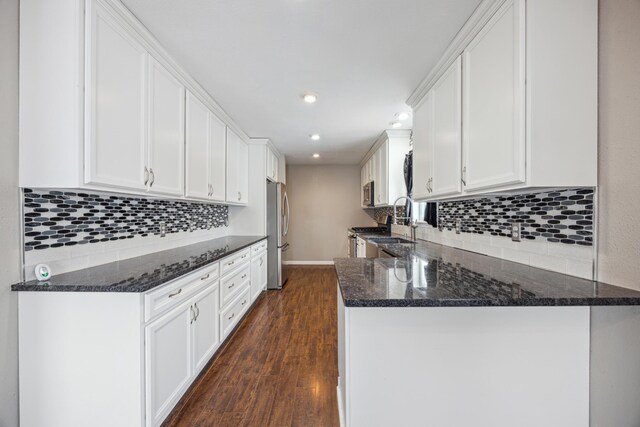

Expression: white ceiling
xmin=122 ymin=0 xmax=481 ymax=164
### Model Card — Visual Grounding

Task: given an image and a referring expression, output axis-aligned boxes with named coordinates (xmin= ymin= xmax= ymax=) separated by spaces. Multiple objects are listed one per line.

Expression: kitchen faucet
xmin=392 ymin=196 xmax=418 ymax=242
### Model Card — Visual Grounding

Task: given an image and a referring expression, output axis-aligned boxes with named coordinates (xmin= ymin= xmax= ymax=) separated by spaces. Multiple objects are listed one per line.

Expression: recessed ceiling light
xmin=303 ymin=93 xmax=317 ymax=104
xmin=313 ymin=153 xmax=320 ymax=158
xmin=391 ymin=122 xmax=402 ymax=128
xmin=396 ymin=112 xmax=410 ymax=121
xmin=310 ymin=134 xmax=320 ymax=141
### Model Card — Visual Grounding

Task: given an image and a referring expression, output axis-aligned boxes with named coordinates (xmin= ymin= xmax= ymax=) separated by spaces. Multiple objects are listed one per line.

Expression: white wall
xmin=597 ymin=0 xmax=640 ymax=290
xmin=285 ymin=165 xmax=375 ymax=263
xmin=0 ymin=0 xmax=21 ymax=424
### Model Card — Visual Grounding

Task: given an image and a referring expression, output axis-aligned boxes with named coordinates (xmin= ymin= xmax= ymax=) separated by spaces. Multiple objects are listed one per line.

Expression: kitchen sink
xmin=368 ymin=237 xmax=416 ymax=244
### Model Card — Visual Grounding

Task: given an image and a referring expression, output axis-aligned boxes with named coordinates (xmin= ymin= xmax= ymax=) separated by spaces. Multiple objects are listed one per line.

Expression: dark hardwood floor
xmin=163 ymin=266 xmax=340 ymax=427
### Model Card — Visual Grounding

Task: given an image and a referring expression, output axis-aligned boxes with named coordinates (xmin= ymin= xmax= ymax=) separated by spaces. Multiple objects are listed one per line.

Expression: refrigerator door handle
xmin=280 ymin=242 xmax=290 ymax=251
xmin=284 ymin=192 xmax=290 ymax=236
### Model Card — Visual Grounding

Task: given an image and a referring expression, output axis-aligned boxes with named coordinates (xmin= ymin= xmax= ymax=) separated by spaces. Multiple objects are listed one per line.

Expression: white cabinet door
xmin=226 ymin=128 xmax=249 ymax=205
xmin=192 ymin=283 xmax=220 ymax=375
xmin=376 ymin=142 xmax=388 ymax=205
xmin=145 ymin=301 xmax=193 ymax=427
xmin=462 ymin=0 xmax=525 ymax=192
xmin=251 ymin=252 xmax=267 ymax=302
xmin=86 ymin=3 xmax=147 ymax=190
xmin=412 ymin=94 xmax=433 ymax=200
xmin=148 ymin=58 xmax=185 ymax=196
xmin=430 ymin=56 xmax=462 ymax=198
xmin=266 ymin=147 xmax=278 ymax=182
xmin=209 ymin=114 xmax=227 ymax=202
xmin=185 ymin=92 xmax=210 ymax=200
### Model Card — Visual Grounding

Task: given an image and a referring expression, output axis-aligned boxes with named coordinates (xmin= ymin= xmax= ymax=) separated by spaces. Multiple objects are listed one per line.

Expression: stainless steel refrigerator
xmin=267 ymin=181 xmax=290 ymax=289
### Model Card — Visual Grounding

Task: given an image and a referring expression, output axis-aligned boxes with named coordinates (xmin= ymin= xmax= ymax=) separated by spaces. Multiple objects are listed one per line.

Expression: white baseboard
xmin=283 ymin=260 xmax=335 ymax=265
xmin=337 ymin=385 xmax=345 ymax=427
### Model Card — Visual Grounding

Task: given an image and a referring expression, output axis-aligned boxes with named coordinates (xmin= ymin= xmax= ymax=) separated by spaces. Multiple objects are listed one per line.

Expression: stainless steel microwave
xmin=363 ymin=181 xmax=374 ymax=206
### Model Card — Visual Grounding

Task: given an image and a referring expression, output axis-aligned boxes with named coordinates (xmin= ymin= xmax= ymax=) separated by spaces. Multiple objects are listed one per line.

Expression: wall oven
xmin=363 ymin=181 xmax=374 ymax=207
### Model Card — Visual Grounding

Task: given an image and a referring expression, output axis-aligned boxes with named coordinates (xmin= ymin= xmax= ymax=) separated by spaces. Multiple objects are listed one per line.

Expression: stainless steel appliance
xmin=347 ymin=226 xmax=389 ymax=258
xmin=348 ymin=233 xmax=358 ymax=257
xmin=267 ymin=181 xmax=290 ymax=289
xmin=362 ymin=181 xmax=374 ymax=207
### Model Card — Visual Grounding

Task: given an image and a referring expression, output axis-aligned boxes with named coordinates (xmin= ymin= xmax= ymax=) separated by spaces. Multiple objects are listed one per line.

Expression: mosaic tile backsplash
xmin=23 ymin=189 xmax=229 ymax=252
xmin=437 ymin=188 xmax=594 ymax=246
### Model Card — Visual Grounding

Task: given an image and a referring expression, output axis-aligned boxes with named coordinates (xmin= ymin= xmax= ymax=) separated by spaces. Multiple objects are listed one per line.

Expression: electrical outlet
xmin=159 ymin=222 xmax=166 ymax=238
xmin=455 ymin=219 xmax=461 ymax=234
xmin=511 ymin=222 xmax=522 ymax=242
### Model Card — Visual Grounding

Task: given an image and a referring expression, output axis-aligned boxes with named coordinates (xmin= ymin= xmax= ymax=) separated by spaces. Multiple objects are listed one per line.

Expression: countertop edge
xmin=11 ymin=236 xmax=267 ymax=293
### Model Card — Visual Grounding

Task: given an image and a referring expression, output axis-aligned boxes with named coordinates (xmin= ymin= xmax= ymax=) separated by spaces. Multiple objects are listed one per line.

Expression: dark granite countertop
xmin=12 ymin=235 xmax=266 ymax=293
xmin=335 ymin=237 xmax=640 ymax=307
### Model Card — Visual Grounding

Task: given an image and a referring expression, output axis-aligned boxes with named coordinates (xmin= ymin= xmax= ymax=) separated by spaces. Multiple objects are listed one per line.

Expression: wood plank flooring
xmin=163 ymin=266 xmax=340 ymax=427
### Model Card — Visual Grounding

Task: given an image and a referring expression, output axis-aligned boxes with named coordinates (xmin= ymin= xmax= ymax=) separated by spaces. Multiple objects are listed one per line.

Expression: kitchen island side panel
xmin=344 ymin=306 xmax=589 ymax=427
xmin=18 ymin=292 xmax=144 ymax=427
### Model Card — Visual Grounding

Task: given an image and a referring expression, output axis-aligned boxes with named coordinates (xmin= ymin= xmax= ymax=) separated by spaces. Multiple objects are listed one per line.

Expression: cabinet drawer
xmin=251 ymin=240 xmax=268 ymax=256
xmin=144 ymin=263 xmax=219 ymax=322
xmin=220 ymin=263 xmax=250 ymax=308
xmin=220 ymin=289 xmax=250 ymax=340
xmin=219 ymin=249 xmax=251 ymax=275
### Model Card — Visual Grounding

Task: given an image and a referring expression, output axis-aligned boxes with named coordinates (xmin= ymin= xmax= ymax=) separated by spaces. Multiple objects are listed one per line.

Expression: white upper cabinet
xmin=412 ymin=93 xmax=433 ymax=201
xmin=20 ymin=0 xmax=253 ymax=206
xmin=226 ymin=128 xmax=249 ymax=205
xmin=360 ymin=130 xmax=411 ymax=207
xmin=209 ymin=114 xmax=227 ymax=202
xmin=148 ymin=58 xmax=185 ymax=196
xmin=85 ymin=2 xmax=148 ymax=190
xmin=431 ymin=56 xmax=462 ymax=198
xmin=375 ymin=142 xmax=388 ymax=205
xmin=462 ymin=0 xmax=525 ymax=192
xmin=185 ymin=92 xmax=211 ymax=200
xmin=186 ymin=92 xmax=227 ymax=203
xmin=409 ymin=0 xmax=597 ymax=201
xmin=266 ymin=146 xmax=279 ymax=182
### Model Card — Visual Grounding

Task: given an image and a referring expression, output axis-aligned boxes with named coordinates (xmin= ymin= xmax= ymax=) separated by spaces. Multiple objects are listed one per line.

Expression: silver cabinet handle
xmin=461 ymin=167 xmax=467 ymax=186
xmin=237 ymin=191 xmax=241 ymax=201
xmin=168 ymin=288 xmax=182 ymax=298
xmin=241 ymin=274 xmax=247 ymax=279
xmin=228 ymin=260 xmax=235 ymax=266
xmin=228 ymin=282 xmax=235 ymax=289
xmin=144 ymin=167 xmax=149 ymax=186
xmin=149 ymin=168 xmax=155 ymax=187
xmin=241 ymin=299 xmax=247 ymax=306
xmin=228 ymin=313 xmax=235 ymax=320
xmin=194 ymin=302 xmax=200 ymax=321
xmin=200 ymin=273 xmax=210 ymax=281
xmin=259 ymin=258 xmax=263 ymax=266
xmin=190 ymin=305 xmax=195 ymax=324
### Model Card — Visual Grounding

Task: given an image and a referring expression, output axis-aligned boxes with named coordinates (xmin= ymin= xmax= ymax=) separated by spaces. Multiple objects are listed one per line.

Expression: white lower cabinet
xmin=251 ymin=250 xmax=268 ymax=302
xmin=192 ymin=284 xmax=221 ymax=374
xmin=220 ymin=289 xmax=251 ymax=340
xmin=17 ymin=244 xmax=268 ymax=427
xmin=145 ymin=278 xmax=221 ymax=427
xmin=145 ymin=300 xmax=193 ymax=427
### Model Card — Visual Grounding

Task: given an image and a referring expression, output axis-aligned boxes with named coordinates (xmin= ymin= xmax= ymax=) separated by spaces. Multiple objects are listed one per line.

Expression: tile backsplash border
xmin=23 ymin=188 xmax=229 ymax=252
xmin=21 ymin=188 xmax=231 ymax=281
xmin=393 ymin=187 xmax=596 ymax=280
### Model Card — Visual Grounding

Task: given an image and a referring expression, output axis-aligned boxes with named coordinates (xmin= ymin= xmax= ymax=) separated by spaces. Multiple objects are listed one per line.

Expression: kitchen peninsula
xmin=334 ymin=239 xmax=640 ymax=427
